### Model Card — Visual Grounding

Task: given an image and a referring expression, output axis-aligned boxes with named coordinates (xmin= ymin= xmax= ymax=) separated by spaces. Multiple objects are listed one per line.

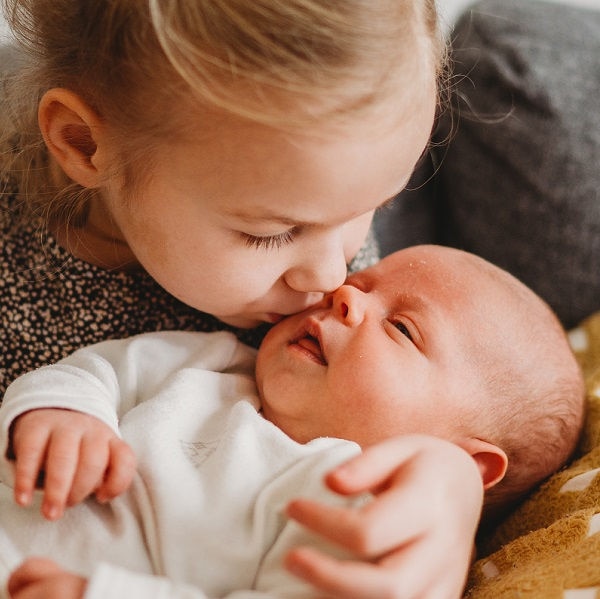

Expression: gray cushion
xmin=434 ymin=0 xmax=600 ymax=328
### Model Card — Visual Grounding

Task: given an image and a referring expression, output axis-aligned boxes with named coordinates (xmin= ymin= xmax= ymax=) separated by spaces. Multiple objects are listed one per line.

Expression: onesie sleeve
xmin=0 ymin=331 xmax=253 ymax=483
xmin=252 ymin=440 xmax=366 ymax=596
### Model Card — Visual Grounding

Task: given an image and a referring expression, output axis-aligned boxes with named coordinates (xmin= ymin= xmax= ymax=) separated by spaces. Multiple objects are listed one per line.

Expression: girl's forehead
xmin=184 ymin=108 xmax=432 ymax=214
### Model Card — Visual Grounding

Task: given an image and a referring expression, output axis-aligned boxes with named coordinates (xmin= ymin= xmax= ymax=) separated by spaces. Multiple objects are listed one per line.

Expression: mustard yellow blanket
xmin=466 ymin=312 xmax=600 ymax=598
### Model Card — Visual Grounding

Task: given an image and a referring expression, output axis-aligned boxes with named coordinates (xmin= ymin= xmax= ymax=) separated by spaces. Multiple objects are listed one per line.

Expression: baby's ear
xmin=38 ymin=88 xmax=105 ymax=189
xmin=460 ymin=438 xmax=508 ymax=490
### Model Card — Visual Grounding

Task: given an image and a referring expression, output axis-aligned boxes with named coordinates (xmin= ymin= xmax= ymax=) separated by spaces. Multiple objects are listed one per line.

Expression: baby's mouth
xmin=290 ymin=321 xmax=327 ymax=365
xmin=297 ymin=335 xmax=326 ymax=365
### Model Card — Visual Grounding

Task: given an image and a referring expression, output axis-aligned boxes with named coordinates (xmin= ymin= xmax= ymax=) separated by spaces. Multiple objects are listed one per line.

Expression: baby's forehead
xmin=370 ymin=247 xmax=468 ymax=286
xmin=377 ymin=245 xmax=464 ymax=270
xmin=357 ymin=247 xmax=525 ymax=319
xmin=381 ymin=249 xmax=529 ymax=322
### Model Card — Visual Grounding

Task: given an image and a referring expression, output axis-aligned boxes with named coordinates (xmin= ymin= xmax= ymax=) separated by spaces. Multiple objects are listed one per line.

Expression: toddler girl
xmin=0 ymin=1 xmax=451 ymax=596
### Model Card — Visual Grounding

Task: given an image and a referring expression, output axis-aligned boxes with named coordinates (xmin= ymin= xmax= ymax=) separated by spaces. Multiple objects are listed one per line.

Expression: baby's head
xmin=257 ymin=245 xmax=585 ymax=516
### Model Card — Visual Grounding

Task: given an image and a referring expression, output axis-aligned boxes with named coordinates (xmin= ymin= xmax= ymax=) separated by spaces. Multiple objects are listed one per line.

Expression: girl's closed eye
xmin=240 ymin=229 xmax=296 ymax=251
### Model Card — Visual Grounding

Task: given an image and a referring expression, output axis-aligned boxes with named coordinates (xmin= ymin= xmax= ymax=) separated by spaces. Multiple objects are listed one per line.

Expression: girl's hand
xmin=8 ymin=557 xmax=87 ymax=599
xmin=285 ymin=435 xmax=483 ymax=599
xmin=10 ymin=408 xmax=136 ymax=520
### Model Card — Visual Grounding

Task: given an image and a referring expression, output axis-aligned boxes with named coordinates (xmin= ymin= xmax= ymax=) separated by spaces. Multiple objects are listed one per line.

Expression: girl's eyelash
xmin=242 ymin=230 xmax=295 ymax=250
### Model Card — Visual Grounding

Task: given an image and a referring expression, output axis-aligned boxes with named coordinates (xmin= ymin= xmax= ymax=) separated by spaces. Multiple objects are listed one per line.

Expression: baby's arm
xmin=9 ymin=408 xmax=135 ymax=521
xmin=285 ymin=435 xmax=483 ymax=599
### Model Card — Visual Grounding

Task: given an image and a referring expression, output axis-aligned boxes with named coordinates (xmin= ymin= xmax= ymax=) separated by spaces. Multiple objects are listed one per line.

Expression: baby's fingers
xmin=8 ymin=557 xmax=63 ymax=595
xmin=287 ymin=489 xmax=422 ymax=559
xmin=62 ymin=435 xmax=113 ymax=508
xmin=8 ymin=557 xmax=87 ymax=599
xmin=41 ymin=431 xmax=85 ymax=520
xmin=287 ymin=499 xmax=390 ymax=559
xmin=95 ymin=439 xmax=137 ymax=503
xmin=11 ymin=428 xmax=50 ymax=508
xmin=324 ymin=435 xmax=437 ymax=496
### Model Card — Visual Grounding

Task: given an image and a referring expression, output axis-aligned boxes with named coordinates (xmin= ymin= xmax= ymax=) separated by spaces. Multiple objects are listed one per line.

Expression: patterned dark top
xmin=0 ymin=179 xmax=378 ymax=398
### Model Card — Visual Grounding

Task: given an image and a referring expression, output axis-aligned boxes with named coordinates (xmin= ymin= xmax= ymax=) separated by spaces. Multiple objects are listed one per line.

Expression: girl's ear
xmin=460 ymin=438 xmax=508 ymax=490
xmin=38 ymin=88 xmax=105 ymax=189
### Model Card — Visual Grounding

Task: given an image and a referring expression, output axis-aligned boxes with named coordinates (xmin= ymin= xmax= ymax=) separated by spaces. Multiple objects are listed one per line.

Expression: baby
xmin=0 ymin=245 xmax=585 ymax=599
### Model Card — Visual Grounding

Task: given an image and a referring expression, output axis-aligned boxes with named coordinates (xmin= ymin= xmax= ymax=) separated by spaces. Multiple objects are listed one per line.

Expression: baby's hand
xmin=285 ymin=435 xmax=483 ymax=599
xmin=8 ymin=557 xmax=87 ymax=599
xmin=9 ymin=408 xmax=136 ymax=520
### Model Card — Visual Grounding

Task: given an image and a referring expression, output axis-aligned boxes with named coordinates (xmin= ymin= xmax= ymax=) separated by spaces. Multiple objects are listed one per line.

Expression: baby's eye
xmin=394 ymin=321 xmax=413 ymax=342
xmin=241 ymin=230 xmax=295 ymax=250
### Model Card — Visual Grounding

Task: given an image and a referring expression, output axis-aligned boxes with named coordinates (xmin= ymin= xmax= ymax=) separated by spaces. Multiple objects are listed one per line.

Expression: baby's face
xmin=256 ymin=245 xmax=492 ymax=447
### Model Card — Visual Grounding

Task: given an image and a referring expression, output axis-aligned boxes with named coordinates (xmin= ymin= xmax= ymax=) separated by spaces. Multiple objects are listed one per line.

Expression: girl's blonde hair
xmin=0 ymin=0 xmax=446 ymax=223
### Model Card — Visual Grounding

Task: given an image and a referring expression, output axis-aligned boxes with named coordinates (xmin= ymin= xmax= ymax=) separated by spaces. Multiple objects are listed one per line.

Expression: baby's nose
xmin=331 ymin=284 xmax=366 ymax=327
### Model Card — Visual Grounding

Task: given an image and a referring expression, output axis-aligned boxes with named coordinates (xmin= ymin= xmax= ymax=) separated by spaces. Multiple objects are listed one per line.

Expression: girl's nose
xmin=283 ymin=235 xmax=348 ymax=294
xmin=331 ymin=284 xmax=366 ymax=327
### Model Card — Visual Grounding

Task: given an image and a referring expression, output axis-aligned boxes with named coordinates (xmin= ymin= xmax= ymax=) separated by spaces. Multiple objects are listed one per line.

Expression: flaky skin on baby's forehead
xmin=396 ymin=244 xmax=550 ymax=321
xmin=376 ymin=244 xmax=539 ymax=315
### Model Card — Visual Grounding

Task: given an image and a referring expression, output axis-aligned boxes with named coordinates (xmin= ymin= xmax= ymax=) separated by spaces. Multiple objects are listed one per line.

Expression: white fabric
xmin=0 ymin=331 xmax=362 ymax=599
